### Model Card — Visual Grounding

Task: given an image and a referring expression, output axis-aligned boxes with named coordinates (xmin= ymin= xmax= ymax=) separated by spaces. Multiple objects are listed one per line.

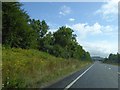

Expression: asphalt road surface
xmin=44 ymin=61 xmax=119 ymax=89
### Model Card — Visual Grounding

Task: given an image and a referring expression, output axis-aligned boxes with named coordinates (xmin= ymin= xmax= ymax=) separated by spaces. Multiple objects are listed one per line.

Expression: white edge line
xmin=64 ymin=64 xmax=94 ymax=90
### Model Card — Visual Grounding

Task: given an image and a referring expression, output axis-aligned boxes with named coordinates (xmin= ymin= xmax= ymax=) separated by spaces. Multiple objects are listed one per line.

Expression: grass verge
xmin=2 ymin=47 xmax=91 ymax=88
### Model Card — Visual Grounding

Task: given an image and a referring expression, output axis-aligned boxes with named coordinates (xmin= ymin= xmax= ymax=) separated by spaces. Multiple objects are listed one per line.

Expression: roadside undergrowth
xmin=2 ymin=47 xmax=91 ymax=88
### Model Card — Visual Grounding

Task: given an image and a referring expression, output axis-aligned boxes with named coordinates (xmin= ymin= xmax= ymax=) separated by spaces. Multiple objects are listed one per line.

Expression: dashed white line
xmin=64 ymin=64 xmax=94 ymax=90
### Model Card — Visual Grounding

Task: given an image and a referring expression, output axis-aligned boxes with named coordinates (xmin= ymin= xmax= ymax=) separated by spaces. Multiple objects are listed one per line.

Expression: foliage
xmin=52 ymin=26 xmax=91 ymax=60
xmin=53 ymin=26 xmax=74 ymax=47
xmin=2 ymin=2 xmax=31 ymax=48
xmin=103 ymin=53 xmax=120 ymax=64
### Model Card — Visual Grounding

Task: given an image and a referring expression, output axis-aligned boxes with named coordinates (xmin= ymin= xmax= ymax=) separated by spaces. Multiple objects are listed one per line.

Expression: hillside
xmin=2 ymin=47 xmax=91 ymax=88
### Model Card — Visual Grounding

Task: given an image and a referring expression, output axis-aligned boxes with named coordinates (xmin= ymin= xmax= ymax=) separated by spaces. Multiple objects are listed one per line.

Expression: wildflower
xmin=2 ymin=84 xmax=4 ymax=87
xmin=7 ymin=77 xmax=9 ymax=80
xmin=7 ymin=81 xmax=9 ymax=85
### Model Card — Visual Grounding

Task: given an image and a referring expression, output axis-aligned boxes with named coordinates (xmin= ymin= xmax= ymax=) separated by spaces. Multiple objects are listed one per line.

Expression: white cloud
xmin=69 ymin=18 xmax=75 ymax=21
xmin=67 ymin=22 xmax=117 ymax=38
xmin=66 ymin=22 xmax=118 ymax=57
xmin=49 ymin=28 xmax=58 ymax=33
xmin=59 ymin=5 xmax=71 ymax=16
xmin=67 ymin=23 xmax=102 ymax=39
xmin=80 ymin=41 xmax=118 ymax=58
xmin=95 ymin=0 xmax=118 ymax=21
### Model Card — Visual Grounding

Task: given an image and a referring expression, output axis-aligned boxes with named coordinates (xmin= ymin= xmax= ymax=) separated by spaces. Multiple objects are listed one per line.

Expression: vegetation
xmin=2 ymin=2 xmax=92 ymax=88
xmin=103 ymin=53 xmax=120 ymax=65
xmin=2 ymin=47 xmax=91 ymax=88
xmin=2 ymin=2 xmax=91 ymax=61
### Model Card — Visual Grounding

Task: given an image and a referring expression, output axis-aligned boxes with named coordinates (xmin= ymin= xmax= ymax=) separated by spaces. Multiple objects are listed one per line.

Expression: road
xmin=44 ymin=61 xmax=119 ymax=89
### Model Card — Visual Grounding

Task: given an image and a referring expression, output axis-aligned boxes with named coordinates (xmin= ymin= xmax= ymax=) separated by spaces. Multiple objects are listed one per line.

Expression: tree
xmin=52 ymin=26 xmax=91 ymax=60
xmin=40 ymin=20 xmax=49 ymax=38
xmin=103 ymin=53 xmax=119 ymax=63
xmin=40 ymin=32 xmax=54 ymax=53
xmin=53 ymin=26 xmax=74 ymax=47
xmin=2 ymin=2 xmax=32 ymax=49
xmin=29 ymin=19 xmax=49 ymax=49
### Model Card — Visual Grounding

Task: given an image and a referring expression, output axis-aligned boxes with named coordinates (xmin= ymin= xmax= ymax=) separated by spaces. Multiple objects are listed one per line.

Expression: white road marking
xmin=64 ymin=64 xmax=94 ymax=90
xmin=109 ymin=68 xmax=111 ymax=70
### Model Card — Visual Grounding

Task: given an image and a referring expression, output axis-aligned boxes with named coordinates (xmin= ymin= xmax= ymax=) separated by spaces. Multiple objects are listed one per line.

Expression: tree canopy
xmin=103 ymin=53 xmax=120 ymax=64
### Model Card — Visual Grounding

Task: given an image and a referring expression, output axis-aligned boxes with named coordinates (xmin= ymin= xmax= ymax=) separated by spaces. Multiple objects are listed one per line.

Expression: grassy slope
xmin=2 ymin=47 xmax=91 ymax=88
xmin=0 ymin=45 xmax=1 ymax=89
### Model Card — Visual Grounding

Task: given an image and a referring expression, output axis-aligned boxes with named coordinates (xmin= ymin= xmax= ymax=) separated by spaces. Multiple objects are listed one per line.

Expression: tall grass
xmin=2 ymin=47 xmax=91 ymax=88
xmin=0 ymin=44 xmax=2 ymax=90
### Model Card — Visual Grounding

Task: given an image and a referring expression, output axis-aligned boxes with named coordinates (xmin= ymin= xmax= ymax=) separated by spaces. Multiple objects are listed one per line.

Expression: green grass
xmin=2 ymin=47 xmax=91 ymax=88
xmin=0 ymin=44 xmax=2 ymax=90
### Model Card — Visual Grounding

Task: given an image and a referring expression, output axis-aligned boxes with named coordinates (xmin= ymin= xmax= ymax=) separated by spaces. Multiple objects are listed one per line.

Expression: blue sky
xmin=21 ymin=1 xmax=118 ymax=57
xmin=22 ymin=2 xmax=102 ymax=25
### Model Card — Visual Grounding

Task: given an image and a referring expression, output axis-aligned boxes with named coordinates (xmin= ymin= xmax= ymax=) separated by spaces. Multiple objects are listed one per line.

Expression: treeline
xmin=103 ymin=53 xmax=120 ymax=64
xmin=2 ymin=2 xmax=91 ymax=61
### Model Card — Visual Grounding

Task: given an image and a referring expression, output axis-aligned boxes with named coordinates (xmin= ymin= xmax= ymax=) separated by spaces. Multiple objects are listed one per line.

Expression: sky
xmin=21 ymin=0 xmax=118 ymax=57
